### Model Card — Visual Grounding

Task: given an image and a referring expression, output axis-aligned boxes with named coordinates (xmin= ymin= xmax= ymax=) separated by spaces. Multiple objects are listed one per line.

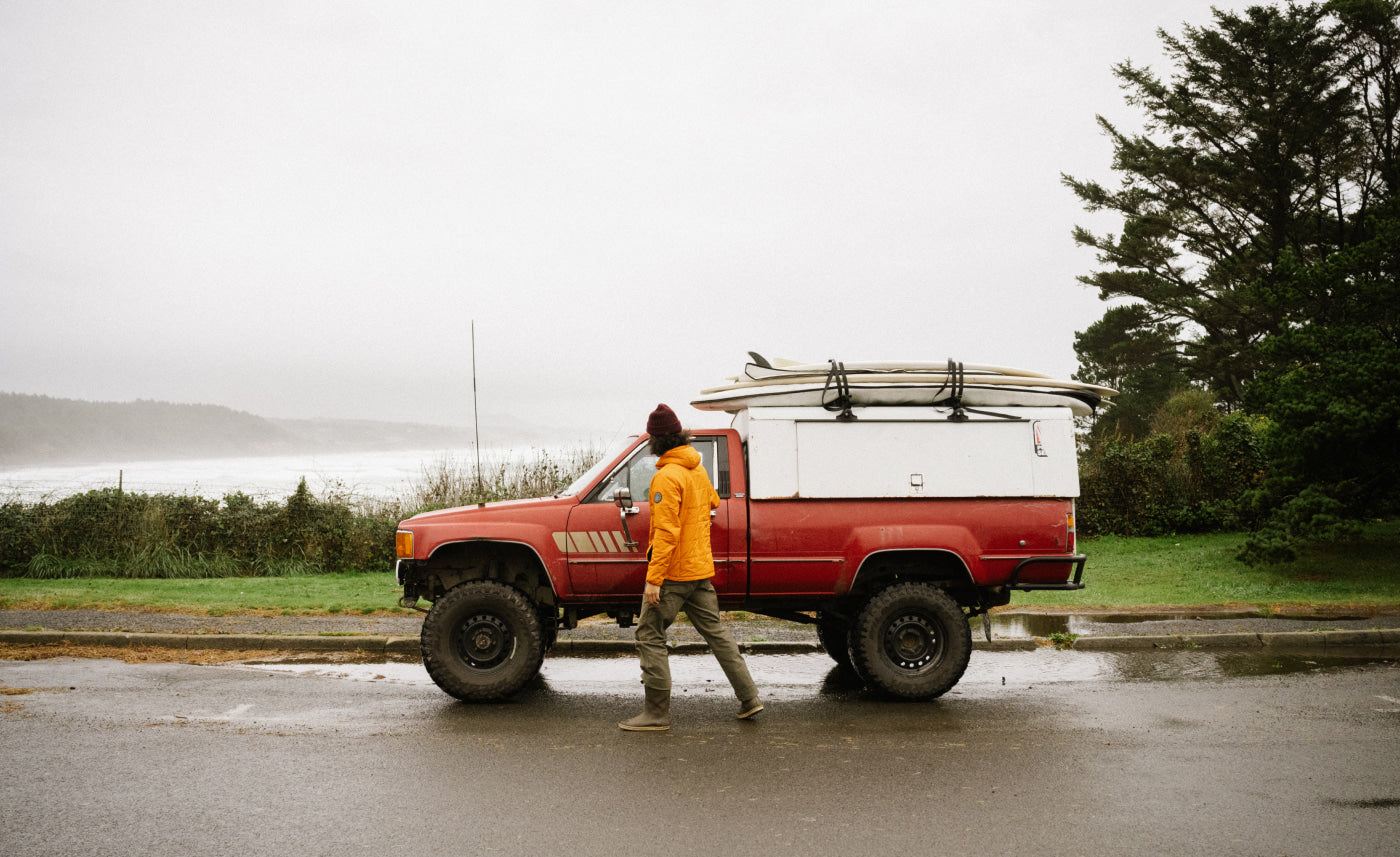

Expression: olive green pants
xmin=636 ymin=578 xmax=758 ymax=701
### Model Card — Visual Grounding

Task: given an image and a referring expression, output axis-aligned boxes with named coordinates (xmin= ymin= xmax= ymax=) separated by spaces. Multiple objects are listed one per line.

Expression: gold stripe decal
xmin=553 ymin=531 xmax=640 ymax=554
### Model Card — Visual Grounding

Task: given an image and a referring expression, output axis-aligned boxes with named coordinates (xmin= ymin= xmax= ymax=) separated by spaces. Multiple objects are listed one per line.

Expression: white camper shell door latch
xmin=1032 ymin=421 xmax=1048 ymax=457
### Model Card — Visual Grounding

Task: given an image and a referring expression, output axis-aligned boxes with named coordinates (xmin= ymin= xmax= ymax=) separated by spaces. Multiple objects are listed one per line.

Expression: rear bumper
xmin=1005 ymin=555 xmax=1087 ymax=591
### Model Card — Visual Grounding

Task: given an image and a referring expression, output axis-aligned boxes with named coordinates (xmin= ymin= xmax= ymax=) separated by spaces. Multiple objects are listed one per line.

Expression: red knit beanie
xmin=646 ymin=403 xmax=683 ymax=436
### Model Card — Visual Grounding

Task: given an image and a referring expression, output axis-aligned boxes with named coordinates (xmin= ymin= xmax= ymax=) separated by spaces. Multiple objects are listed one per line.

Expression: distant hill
xmin=0 ymin=393 xmax=482 ymax=467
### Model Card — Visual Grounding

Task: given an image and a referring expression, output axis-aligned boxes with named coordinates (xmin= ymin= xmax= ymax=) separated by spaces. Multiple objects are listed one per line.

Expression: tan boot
xmin=618 ymin=686 xmax=671 ymax=731
xmin=737 ymin=697 xmax=764 ymax=720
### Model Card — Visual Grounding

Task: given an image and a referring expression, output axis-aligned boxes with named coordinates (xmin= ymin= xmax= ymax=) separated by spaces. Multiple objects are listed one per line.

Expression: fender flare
xmin=420 ymin=537 xmax=564 ymax=602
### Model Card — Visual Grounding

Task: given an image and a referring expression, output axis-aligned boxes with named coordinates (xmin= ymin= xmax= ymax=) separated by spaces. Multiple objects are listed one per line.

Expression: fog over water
xmin=0 ymin=447 xmax=521 ymax=503
xmin=2 ymin=1 xmax=1257 ymax=440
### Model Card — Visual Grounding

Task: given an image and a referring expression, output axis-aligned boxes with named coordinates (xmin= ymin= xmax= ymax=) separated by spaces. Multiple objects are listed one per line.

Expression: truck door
xmin=564 ymin=434 xmax=740 ymax=602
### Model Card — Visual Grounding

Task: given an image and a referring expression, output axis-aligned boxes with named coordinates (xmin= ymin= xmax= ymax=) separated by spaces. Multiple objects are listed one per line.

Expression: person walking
xmin=618 ymin=404 xmax=764 ymax=732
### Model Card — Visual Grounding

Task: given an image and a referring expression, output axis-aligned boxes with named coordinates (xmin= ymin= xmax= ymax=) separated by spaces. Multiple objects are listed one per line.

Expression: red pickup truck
xmin=394 ymin=405 xmax=1086 ymax=701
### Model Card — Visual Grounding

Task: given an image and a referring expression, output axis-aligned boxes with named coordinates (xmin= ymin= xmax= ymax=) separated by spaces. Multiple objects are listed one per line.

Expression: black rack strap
xmin=821 ymin=360 xmax=858 ymax=421
xmin=818 ymin=356 xmax=1025 ymax=423
xmin=958 ymin=406 xmax=1024 ymax=421
xmin=946 ymin=358 xmax=969 ymax=422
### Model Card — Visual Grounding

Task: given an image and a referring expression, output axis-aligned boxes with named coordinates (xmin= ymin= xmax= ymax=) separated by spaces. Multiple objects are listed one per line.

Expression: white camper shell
xmin=733 ymin=406 xmax=1080 ymax=501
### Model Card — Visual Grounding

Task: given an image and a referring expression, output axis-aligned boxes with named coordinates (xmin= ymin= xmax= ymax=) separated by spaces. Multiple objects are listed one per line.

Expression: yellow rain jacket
xmin=646 ymin=445 xmax=720 ymax=586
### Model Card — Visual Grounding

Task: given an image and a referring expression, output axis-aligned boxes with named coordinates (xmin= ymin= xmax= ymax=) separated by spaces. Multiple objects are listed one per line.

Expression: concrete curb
xmin=2 ymin=628 xmax=1397 ymax=657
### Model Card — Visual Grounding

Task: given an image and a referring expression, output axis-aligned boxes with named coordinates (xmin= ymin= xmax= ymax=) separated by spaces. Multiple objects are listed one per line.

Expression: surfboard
xmin=701 ymin=354 xmax=1117 ymax=416
xmin=738 ymin=360 xmax=1055 ymax=382
xmin=691 ymin=382 xmax=1102 ymax=416
xmin=701 ymin=371 xmax=1117 ymax=397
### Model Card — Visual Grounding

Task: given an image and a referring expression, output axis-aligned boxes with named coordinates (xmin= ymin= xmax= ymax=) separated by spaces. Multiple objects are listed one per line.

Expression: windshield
xmin=556 ymin=435 xmax=639 ymax=497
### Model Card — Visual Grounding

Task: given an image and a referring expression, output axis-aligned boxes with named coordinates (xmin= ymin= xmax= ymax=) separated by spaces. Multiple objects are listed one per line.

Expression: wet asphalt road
xmin=5 ymin=606 xmax=1400 ymax=642
xmin=2 ymin=650 xmax=1397 ymax=857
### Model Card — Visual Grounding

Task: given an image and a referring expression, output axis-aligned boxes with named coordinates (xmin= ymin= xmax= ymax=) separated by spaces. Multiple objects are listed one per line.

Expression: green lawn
xmin=1016 ymin=523 xmax=1400 ymax=611
xmin=1 ymin=524 xmax=1397 ymax=616
xmin=0 ymin=571 xmax=406 ymax=616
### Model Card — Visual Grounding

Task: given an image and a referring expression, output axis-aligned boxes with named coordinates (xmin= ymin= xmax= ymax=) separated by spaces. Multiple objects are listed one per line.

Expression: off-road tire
xmin=848 ymin=582 xmax=971 ymax=700
xmin=816 ymin=615 xmax=853 ymax=671
xmin=421 ymin=580 xmax=545 ymax=702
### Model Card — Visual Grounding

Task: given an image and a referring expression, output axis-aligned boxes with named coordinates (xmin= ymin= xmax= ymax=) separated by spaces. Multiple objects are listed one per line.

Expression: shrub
xmin=0 ymin=445 xmax=604 ymax=579
xmin=0 ymin=483 xmax=396 ymax=578
xmin=1077 ymin=405 xmax=1266 ymax=537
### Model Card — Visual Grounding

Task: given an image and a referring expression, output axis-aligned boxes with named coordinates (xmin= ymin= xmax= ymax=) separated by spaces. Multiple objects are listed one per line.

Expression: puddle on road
xmin=986 ymin=612 xmax=1257 ymax=638
xmin=984 ymin=611 xmax=1396 ymax=639
xmin=237 ymin=650 xmax=1395 ymax=700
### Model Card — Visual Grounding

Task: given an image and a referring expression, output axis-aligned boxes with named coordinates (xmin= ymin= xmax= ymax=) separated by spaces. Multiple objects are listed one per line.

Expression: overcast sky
xmin=1 ymin=0 xmax=1253 ymax=443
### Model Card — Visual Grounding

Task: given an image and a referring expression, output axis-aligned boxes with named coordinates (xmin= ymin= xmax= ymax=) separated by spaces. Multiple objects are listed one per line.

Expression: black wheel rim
xmin=882 ymin=612 xmax=943 ymax=673
xmin=454 ymin=613 xmax=514 ymax=669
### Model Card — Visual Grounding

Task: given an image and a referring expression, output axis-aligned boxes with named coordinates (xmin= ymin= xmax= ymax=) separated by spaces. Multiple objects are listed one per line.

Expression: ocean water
xmin=0 ymin=448 xmax=482 ymax=503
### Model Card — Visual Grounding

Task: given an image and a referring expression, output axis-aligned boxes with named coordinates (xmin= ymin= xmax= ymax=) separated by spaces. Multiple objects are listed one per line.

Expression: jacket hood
xmin=656 ymin=445 xmax=701 ymax=470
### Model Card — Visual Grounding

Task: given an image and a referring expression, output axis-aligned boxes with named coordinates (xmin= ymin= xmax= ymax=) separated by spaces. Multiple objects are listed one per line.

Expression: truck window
xmin=588 ymin=437 xmax=719 ymax=502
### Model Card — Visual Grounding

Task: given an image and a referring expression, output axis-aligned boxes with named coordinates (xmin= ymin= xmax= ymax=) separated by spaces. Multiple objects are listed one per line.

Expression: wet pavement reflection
xmin=242 ymin=649 xmax=1398 ymax=701
xmin=985 ymin=610 xmax=1400 ymax=639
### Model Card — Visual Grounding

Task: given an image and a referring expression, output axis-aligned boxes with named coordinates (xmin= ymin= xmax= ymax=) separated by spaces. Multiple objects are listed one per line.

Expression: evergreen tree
xmin=1068 ymin=1 xmax=1400 ymax=560
xmin=1073 ymin=304 xmax=1188 ymax=439
xmin=1063 ymin=3 xmax=1362 ymax=404
xmin=1241 ymin=202 xmax=1400 ymax=561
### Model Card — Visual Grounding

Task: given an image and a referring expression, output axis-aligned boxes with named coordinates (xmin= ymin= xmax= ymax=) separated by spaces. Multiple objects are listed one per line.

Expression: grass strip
xmin=0 ymin=571 xmax=406 ymax=616
xmin=1 ymin=526 xmax=1397 ymax=616
xmin=1015 ymin=523 xmax=1400 ymax=611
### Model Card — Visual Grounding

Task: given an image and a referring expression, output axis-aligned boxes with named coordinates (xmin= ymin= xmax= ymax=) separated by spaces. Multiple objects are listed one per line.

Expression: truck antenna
xmin=472 ymin=320 xmax=482 ymax=494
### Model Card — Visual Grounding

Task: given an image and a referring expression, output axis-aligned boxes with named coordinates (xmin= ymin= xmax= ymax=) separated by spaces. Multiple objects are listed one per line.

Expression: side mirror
xmin=613 ymin=486 xmax=640 ymax=549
